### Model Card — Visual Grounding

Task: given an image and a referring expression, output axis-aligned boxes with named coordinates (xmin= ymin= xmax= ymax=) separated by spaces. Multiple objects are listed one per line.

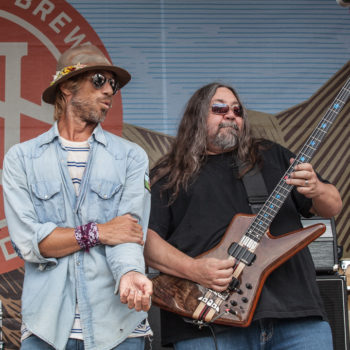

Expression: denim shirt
xmin=2 ymin=123 xmax=151 ymax=350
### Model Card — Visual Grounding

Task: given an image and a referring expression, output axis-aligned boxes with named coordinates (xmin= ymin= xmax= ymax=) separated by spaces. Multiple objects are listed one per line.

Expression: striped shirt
xmin=62 ymin=138 xmax=90 ymax=196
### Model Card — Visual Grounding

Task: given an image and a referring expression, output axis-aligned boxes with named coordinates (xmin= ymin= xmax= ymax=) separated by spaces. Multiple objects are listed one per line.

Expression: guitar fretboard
xmin=245 ymin=77 xmax=350 ymax=243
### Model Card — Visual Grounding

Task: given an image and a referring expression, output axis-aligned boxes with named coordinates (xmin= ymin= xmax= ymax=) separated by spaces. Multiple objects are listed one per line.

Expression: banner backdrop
xmin=0 ymin=0 xmax=349 ymax=348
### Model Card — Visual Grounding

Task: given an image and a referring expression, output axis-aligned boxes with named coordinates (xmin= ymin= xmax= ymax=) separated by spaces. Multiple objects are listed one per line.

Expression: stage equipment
xmin=317 ymin=275 xmax=349 ymax=350
xmin=301 ymin=217 xmax=339 ymax=273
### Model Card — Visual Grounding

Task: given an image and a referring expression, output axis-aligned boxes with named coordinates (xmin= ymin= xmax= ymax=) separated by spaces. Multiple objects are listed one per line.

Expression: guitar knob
xmin=230 ymin=300 xmax=237 ymax=306
xmin=228 ymin=308 xmax=237 ymax=315
xmin=228 ymin=277 xmax=239 ymax=291
xmin=245 ymin=283 xmax=252 ymax=289
xmin=242 ymin=297 xmax=249 ymax=303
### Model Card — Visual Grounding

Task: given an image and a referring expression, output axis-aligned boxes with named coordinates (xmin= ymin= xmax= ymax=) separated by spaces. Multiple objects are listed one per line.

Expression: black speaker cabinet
xmin=301 ymin=217 xmax=338 ymax=273
xmin=317 ymin=275 xmax=349 ymax=350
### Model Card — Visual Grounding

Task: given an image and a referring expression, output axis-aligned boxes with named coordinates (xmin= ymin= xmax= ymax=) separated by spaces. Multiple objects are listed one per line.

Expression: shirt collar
xmin=91 ymin=123 xmax=107 ymax=146
xmin=37 ymin=122 xmax=107 ymax=147
xmin=37 ymin=122 xmax=59 ymax=147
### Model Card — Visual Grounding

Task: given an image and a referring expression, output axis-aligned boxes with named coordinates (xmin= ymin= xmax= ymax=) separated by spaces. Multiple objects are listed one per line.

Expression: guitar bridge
xmin=198 ymin=296 xmax=220 ymax=313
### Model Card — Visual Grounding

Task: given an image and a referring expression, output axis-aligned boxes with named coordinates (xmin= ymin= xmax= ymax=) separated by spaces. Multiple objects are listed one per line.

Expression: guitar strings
xmin=227 ymin=77 xmax=350 ymax=264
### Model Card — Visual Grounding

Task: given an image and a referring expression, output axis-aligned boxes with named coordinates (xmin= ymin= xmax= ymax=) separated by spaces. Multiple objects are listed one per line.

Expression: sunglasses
xmin=91 ymin=73 xmax=119 ymax=95
xmin=211 ymin=103 xmax=243 ymax=117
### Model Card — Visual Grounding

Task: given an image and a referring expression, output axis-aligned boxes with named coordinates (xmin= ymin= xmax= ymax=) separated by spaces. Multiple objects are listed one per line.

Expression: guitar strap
xmin=242 ymin=165 xmax=269 ymax=214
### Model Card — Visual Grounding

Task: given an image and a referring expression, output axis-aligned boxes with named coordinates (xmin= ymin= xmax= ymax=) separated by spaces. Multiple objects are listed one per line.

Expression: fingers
xmin=194 ymin=257 xmax=235 ymax=291
xmin=120 ymin=287 xmax=130 ymax=304
xmin=286 ymin=160 xmax=316 ymax=187
xmin=217 ymin=257 xmax=236 ymax=269
xmin=123 ymin=213 xmax=139 ymax=222
xmin=285 ymin=161 xmax=321 ymax=199
xmin=120 ymin=288 xmax=151 ymax=311
xmin=211 ymin=276 xmax=234 ymax=291
xmin=208 ymin=258 xmax=235 ymax=277
xmin=121 ymin=216 xmax=144 ymax=242
xmin=120 ymin=288 xmax=142 ymax=310
xmin=127 ymin=223 xmax=144 ymax=245
xmin=120 ymin=272 xmax=152 ymax=311
xmin=210 ymin=260 xmax=234 ymax=290
xmin=134 ymin=290 xmax=152 ymax=312
xmin=289 ymin=174 xmax=315 ymax=188
xmin=99 ymin=214 xmax=144 ymax=245
xmin=141 ymin=293 xmax=151 ymax=311
xmin=128 ymin=290 xmax=138 ymax=310
xmin=213 ymin=265 xmax=234 ymax=281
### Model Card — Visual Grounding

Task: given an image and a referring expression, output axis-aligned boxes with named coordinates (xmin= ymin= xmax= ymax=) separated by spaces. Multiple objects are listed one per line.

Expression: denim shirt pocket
xmin=31 ymin=181 xmax=66 ymax=224
xmin=84 ymin=180 xmax=123 ymax=222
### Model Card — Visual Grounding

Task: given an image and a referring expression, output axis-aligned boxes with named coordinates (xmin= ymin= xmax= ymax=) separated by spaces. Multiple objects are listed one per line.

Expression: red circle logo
xmin=0 ymin=1 xmax=124 ymax=273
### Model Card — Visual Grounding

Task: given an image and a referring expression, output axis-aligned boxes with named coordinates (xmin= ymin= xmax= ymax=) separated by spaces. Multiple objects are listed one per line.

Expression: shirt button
xmin=44 ymin=195 xmax=48 ymax=199
xmin=104 ymin=194 xmax=107 ymax=199
xmin=76 ymin=261 xmax=80 ymax=266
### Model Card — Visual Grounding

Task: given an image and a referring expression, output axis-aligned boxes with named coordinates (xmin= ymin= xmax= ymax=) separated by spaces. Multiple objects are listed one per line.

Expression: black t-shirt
xmin=149 ymin=141 xmax=327 ymax=346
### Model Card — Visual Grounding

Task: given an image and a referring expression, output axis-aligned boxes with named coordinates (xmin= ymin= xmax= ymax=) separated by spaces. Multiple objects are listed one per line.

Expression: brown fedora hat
xmin=42 ymin=44 xmax=131 ymax=104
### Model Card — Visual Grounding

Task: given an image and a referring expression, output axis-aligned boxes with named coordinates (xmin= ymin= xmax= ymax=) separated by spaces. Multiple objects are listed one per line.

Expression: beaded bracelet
xmin=74 ymin=222 xmax=100 ymax=252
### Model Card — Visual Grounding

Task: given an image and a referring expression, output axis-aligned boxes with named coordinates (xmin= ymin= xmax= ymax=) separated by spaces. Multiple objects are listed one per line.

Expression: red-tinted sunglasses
xmin=91 ymin=73 xmax=119 ymax=95
xmin=211 ymin=103 xmax=243 ymax=117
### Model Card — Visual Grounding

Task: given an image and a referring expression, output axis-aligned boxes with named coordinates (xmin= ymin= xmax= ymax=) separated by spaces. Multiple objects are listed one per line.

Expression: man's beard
xmin=71 ymin=96 xmax=108 ymax=124
xmin=210 ymin=121 xmax=239 ymax=151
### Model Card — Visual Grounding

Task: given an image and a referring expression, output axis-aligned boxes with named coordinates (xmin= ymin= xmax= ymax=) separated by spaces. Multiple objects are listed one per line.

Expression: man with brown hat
xmin=2 ymin=44 xmax=152 ymax=350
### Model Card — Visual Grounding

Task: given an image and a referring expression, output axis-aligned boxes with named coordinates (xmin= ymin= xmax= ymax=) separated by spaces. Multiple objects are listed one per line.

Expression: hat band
xmin=50 ymin=63 xmax=87 ymax=86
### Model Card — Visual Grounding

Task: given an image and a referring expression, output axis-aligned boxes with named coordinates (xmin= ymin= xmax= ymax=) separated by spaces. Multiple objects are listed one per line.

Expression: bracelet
xmin=74 ymin=222 xmax=101 ymax=252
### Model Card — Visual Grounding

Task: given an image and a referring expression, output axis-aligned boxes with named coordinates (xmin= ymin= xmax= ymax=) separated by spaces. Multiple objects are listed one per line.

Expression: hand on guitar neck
xmin=285 ymin=158 xmax=342 ymax=218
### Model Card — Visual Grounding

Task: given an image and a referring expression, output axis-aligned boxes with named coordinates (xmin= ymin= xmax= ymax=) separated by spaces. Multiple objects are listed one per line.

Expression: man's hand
xmin=285 ymin=158 xmax=342 ymax=217
xmin=286 ymin=158 xmax=320 ymax=198
xmin=192 ymin=257 xmax=234 ymax=292
xmin=98 ymin=214 xmax=144 ymax=246
xmin=144 ymin=229 xmax=236 ymax=293
xmin=119 ymin=271 xmax=153 ymax=311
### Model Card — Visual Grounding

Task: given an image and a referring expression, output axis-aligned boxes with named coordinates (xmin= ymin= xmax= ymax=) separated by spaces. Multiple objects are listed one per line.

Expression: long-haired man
xmin=145 ymin=82 xmax=342 ymax=350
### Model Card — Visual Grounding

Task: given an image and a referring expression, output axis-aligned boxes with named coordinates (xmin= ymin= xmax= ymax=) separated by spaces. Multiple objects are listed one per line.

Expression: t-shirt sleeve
xmin=148 ymin=178 xmax=171 ymax=239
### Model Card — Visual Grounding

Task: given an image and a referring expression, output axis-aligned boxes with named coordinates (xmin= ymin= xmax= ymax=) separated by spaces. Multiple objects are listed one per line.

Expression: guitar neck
xmin=246 ymin=77 xmax=350 ymax=243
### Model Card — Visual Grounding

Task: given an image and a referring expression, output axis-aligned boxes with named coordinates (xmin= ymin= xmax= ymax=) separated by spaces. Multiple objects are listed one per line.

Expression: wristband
xmin=74 ymin=222 xmax=100 ymax=252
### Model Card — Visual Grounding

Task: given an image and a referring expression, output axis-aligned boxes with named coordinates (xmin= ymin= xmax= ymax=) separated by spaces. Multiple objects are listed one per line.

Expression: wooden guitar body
xmin=151 ymin=213 xmax=326 ymax=327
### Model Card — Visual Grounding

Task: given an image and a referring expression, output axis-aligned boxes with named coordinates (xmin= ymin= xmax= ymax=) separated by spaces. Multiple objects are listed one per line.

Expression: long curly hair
xmin=151 ymin=82 xmax=263 ymax=202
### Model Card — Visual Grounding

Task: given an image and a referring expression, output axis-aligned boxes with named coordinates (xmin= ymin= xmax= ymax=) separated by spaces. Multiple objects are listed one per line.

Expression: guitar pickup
xmin=228 ymin=242 xmax=256 ymax=265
